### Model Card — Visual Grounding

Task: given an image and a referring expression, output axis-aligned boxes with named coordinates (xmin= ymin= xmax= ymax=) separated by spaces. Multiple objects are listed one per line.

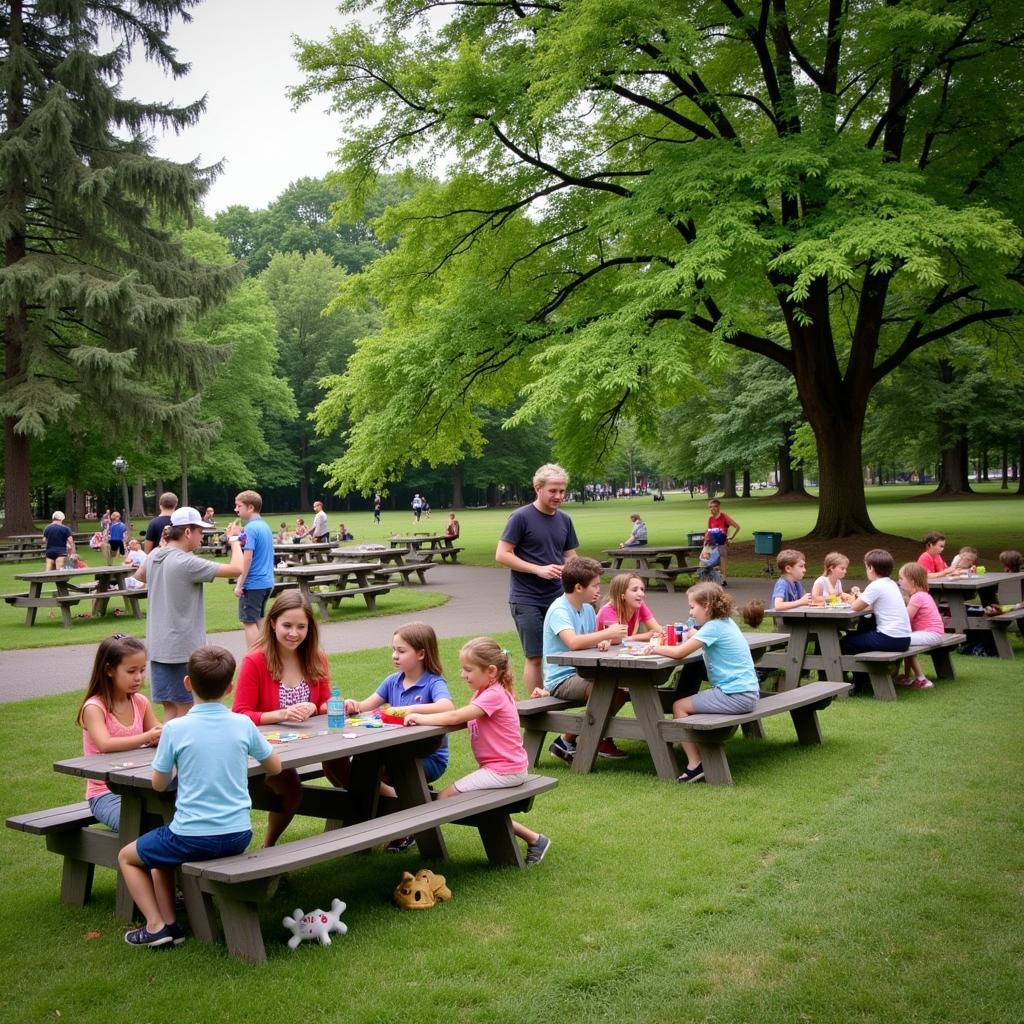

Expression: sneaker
xmin=124 ymin=924 xmax=176 ymax=948
xmin=167 ymin=922 xmax=187 ymax=946
xmin=525 ymin=834 xmax=551 ymax=865
xmin=676 ymin=763 xmax=705 ymax=784
xmin=597 ymin=738 xmax=628 ymax=760
xmin=894 ymin=674 xmax=913 ymax=687
xmin=386 ymin=835 xmax=416 ymax=854
xmin=548 ymin=736 xmax=576 ymax=765
xmin=911 ymin=677 xmax=934 ymax=689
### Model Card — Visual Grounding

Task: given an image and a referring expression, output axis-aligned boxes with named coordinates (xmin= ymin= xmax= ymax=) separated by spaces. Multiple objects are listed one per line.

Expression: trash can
xmin=753 ymin=531 xmax=782 ymax=555
xmin=687 ymin=531 xmax=705 ymax=547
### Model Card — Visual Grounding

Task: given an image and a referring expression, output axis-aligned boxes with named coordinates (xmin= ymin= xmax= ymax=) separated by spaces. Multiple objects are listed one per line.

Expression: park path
xmin=0 ymin=564 xmax=771 ymax=704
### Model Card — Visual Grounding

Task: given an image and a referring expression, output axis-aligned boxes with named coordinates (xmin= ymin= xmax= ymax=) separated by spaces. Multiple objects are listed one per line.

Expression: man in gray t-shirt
xmin=495 ymin=463 xmax=579 ymax=694
xmin=136 ymin=506 xmax=244 ymax=719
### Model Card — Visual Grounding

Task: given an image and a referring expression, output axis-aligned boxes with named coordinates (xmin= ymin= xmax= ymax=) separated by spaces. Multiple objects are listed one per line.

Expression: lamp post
xmin=112 ymin=456 xmax=130 ymax=524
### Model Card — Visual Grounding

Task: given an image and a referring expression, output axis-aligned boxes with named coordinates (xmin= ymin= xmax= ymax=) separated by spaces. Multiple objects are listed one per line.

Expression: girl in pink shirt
xmin=596 ymin=573 xmax=663 ymax=642
xmin=77 ymin=635 xmax=163 ymax=830
xmin=405 ymin=638 xmax=551 ymax=865
xmin=897 ymin=563 xmax=946 ymax=689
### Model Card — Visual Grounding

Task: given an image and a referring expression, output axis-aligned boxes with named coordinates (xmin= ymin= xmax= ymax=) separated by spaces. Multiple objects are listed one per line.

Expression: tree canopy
xmin=296 ymin=0 xmax=1024 ymax=534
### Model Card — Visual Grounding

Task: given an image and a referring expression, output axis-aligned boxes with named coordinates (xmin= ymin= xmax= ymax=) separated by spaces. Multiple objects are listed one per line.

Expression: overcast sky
xmin=118 ymin=4 xmax=349 ymax=214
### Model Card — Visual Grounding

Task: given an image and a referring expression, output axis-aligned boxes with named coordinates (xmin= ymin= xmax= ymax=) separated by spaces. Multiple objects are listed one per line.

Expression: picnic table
xmin=272 ymin=542 xmax=336 ymax=565
xmin=37 ymin=716 xmax=555 ymax=961
xmin=3 ymin=565 xmax=143 ymax=628
xmin=388 ymin=534 xmax=462 ymax=563
xmin=273 ymin=561 xmax=394 ymax=616
xmin=332 ymin=544 xmax=436 ymax=585
xmin=603 ymin=544 xmax=702 ymax=592
xmin=536 ymin=632 xmax=790 ymax=781
xmin=928 ymin=571 xmax=1024 ymax=658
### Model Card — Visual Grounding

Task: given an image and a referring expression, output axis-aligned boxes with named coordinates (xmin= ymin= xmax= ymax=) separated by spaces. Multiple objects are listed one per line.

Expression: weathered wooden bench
xmin=407 ymin=545 xmax=463 ymax=564
xmin=307 ymin=583 xmax=394 ymax=616
xmin=840 ymin=633 xmax=966 ymax=701
xmin=659 ymin=681 xmax=852 ymax=785
xmin=628 ymin=566 xmax=700 ymax=593
xmin=371 ymin=562 xmax=436 ymax=586
xmin=6 ymin=802 xmax=120 ymax=906
xmin=181 ymin=775 xmax=557 ymax=962
xmin=968 ymin=608 xmax=1024 ymax=658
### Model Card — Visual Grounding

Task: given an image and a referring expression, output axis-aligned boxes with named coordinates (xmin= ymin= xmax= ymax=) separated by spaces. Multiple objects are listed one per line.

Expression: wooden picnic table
xmin=331 ymin=544 xmax=410 ymax=565
xmin=542 ymin=632 xmax=790 ymax=780
xmin=928 ymin=571 xmax=1024 ymax=658
xmin=5 ymin=565 xmax=143 ymax=628
xmin=273 ymin=561 xmax=393 ymax=616
xmin=331 ymin=544 xmax=436 ymax=585
xmin=603 ymin=544 xmax=702 ymax=591
xmin=388 ymin=534 xmax=462 ymax=562
xmin=761 ymin=606 xmax=872 ymax=690
xmin=272 ymin=542 xmax=336 ymax=565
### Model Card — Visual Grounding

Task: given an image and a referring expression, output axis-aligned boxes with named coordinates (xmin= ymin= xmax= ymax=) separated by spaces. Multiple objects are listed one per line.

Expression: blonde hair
xmin=607 ymin=573 xmax=643 ymax=623
xmin=822 ymin=551 xmax=849 ymax=573
xmin=394 ymin=622 xmax=444 ymax=676
xmin=899 ymin=562 xmax=928 ymax=592
xmin=460 ymin=637 xmax=514 ymax=694
xmin=533 ymin=463 xmax=569 ymax=488
xmin=687 ymin=582 xmax=733 ymax=619
xmin=235 ymin=489 xmax=262 ymax=512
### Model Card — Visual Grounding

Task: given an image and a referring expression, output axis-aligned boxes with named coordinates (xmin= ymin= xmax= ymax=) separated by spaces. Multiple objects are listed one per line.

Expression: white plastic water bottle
xmin=327 ymin=688 xmax=345 ymax=732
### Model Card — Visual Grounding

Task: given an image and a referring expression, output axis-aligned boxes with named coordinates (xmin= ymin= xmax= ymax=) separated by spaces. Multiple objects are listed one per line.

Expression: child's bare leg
xmin=153 ymin=867 xmax=177 ymax=925
xmin=513 ymin=819 xmax=540 ymax=845
xmin=263 ymin=768 xmax=302 ymax=847
xmin=907 ymin=654 xmax=924 ymax=680
xmin=117 ymin=842 xmax=165 ymax=931
xmin=671 ymin=696 xmax=702 ymax=768
xmin=720 ymin=548 xmax=729 ymax=577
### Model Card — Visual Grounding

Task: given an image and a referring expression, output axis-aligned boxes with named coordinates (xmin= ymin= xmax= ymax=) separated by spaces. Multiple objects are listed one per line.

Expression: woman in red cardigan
xmin=233 ymin=591 xmax=344 ymax=846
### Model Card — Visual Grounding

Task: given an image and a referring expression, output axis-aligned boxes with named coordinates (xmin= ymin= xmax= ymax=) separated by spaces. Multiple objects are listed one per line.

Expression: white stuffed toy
xmin=283 ymin=899 xmax=348 ymax=949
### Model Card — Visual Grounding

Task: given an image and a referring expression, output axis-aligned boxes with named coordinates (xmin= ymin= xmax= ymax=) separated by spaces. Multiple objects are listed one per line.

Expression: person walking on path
xmin=495 ymin=463 xmax=579 ymax=695
xmin=144 ymin=492 xmax=178 ymax=554
xmin=134 ymin=507 xmax=244 ymax=720
xmin=233 ymin=490 xmax=275 ymax=648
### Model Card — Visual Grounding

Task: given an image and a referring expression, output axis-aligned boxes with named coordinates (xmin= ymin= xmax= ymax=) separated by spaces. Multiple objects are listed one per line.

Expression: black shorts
xmin=109 ymin=539 xmax=125 ymax=555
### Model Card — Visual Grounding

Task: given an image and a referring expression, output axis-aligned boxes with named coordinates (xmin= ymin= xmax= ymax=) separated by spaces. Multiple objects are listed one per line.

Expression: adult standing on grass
xmin=42 ymin=510 xmax=74 ymax=570
xmin=311 ymin=500 xmax=329 ymax=544
xmin=495 ymin=463 xmax=579 ymax=695
xmin=704 ymin=498 xmax=740 ymax=584
xmin=144 ymin=492 xmax=178 ymax=554
xmin=234 ymin=490 xmax=275 ymax=648
xmin=134 ymin=507 xmax=244 ymax=720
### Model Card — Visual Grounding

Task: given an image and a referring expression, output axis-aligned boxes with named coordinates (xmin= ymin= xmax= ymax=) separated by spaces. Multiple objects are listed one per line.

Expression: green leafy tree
xmin=295 ymin=0 xmax=1024 ymax=537
xmin=0 ymin=0 xmax=241 ymax=534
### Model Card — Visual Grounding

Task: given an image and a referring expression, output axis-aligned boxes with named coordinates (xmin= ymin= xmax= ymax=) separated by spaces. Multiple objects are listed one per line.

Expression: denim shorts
xmin=509 ymin=602 xmax=547 ymax=659
xmin=150 ymin=661 xmax=191 ymax=705
xmin=88 ymin=792 xmax=121 ymax=831
xmin=690 ymin=687 xmax=759 ymax=714
xmin=238 ymin=587 xmax=271 ymax=623
xmin=135 ymin=825 xmax=252 ymax=869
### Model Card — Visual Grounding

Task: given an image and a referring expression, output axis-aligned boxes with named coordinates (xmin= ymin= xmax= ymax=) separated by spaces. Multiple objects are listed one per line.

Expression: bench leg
xmin=59 ymin=856 xmax=95 ymax=906
xmin=363 ymin=594 xmax=377 ymax=610
xmin=740 ymin=721 xmax=766 ymax=740
xmin=988 ymin=626 xmax=1014 ymax=660
xmin=931 ymin=648 xmax=956 ymax=680
xmin=866 ymin=665 xmax=897 ymax=702
xmin=522 ymin=726 xmax=546 ymax=768
xmin=475 ymin=811 xmax=525 ymax=868
xmin=695 ymin=742 xmax=733 ymax=786
xmin=216 ymin=895 xmax=267 ymax=964
xmin=789 ymin=707 xmax=823 ymax=746
xmin=61 ymin=603 xmax=74 ymax=628
xmin=180 ymin=875 xmax=220 ymax=943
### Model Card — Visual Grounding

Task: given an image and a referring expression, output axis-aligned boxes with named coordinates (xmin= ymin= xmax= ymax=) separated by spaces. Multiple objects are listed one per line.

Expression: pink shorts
xmin=453 ymin=768 xmax=529 ymax=793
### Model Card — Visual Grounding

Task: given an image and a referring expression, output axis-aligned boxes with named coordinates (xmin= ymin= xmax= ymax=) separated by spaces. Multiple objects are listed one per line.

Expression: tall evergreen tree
xmin=0 ymin=1 xmax=241 ymax=533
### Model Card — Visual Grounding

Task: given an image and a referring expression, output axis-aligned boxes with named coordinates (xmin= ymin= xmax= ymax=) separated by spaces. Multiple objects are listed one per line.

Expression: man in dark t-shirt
xmin=495 ymin=463 xmax=579 ymax=694
xmin=42 ymin=511 xmax=74 ymax=570
xmin=144 ymin=492 xmax=178 ymax=553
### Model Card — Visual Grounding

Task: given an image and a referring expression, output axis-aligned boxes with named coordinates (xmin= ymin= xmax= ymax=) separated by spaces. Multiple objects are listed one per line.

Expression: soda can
xmin=666 ymin=624 xmax=677 ymax=645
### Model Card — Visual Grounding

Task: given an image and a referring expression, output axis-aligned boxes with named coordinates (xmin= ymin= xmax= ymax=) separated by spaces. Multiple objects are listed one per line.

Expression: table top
xmin=15 ymin=564 xmax=137 ymax=582
xmin=54 ymin=715 xmax=449 ymax=788
xmin=603 ymin=544 xmax=701 ymax=556
xmin=770 ymin=605 xmax=871 ymax=623
xmin=927 ymin=571 xmax=1024 ymax=591
xmin=274 ymin=561 xmax=380 ymax=578
xmin=272 ymin=542 xmax=335 ymax=553
xmin=548 ymin=632 xmax=789 ymax=672
xmin=333 ymin=545 xmax=409 ymax=557
xmin=389 ymin=534 xmax=450 ymax=544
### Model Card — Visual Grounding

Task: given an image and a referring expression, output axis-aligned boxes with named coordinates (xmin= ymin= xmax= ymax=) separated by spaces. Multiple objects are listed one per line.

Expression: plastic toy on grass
xmin=393 ymin=869 xmax=452 ymax=910
xmin=283 ymin=899 xmax=348 ymax=948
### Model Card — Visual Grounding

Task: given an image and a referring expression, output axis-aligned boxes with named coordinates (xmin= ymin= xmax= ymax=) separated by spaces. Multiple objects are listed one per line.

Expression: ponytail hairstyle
xmin=460 ymin=637 xmax=515 ymax=695
xmin=77 ymin=634 xmax=147 ymax=726
xmin=607 ymin=573 xmax=642 ymax=624
xmin=686 ymin=582 xmax=733 ymax=620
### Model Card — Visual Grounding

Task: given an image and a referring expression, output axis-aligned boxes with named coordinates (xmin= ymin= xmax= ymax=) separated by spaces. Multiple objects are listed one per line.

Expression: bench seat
xmin=308 ymin=583 xmax=393 ymax=614
xmin=840 ymin=632 xmax=966 ymax=700
xmin=371 ymin=562 xmax=436 ymax=585
xmin=181 ymin=775 xmax=557 ymax=962
xmin=659 ymin=680 xmax=852 ymax=785
xmin=627 ymin=566 xmax=699 ymax=592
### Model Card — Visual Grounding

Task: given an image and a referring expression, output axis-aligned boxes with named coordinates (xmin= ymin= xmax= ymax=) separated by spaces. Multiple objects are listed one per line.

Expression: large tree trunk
xmin=1018 ymin=436 xmax=1024 ymax=496
xmin=741 ymin=468 xmax=751 ymax=498
xmin=450 ymin=464 xmax=465 ymax=509
xmin=131 ymin=478 xmax=146 ymax=518
xmin=804 ymin=416 xmax=873 ymax=536
xmin=773 ymin=433 xmax=811 ymax=500
xmin=1001 ymin=445 xmax=1009 ymax=489
xmin=932 ymin=361 xmax=973 ymax=496
xmin=722 ymin=468 xmax=737 ymax=499
xmin=180 ymin=454 xmax=189 ymax=508
xmin=1 ymin=419 xmax=35 ymax=535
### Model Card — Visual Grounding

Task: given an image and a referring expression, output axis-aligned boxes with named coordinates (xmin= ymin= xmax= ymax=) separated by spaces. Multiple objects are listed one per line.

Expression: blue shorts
xmin=510 ymin=602 xmax=547 ymax=659
xmin=88 ymin=792 xmax=121 ymax=832
xmin=238 ymin=587 xmax=271 ymax=623
xmin=135 ymin=825 xmax=252 ymax=869
xmin=150 ymin=661 xmax=191 ymax=705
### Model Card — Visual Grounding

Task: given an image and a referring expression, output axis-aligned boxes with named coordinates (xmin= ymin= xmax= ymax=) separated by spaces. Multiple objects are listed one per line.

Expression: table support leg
xmin=781 ymin=624 xmax=811 ymax=691
xmin=572 ymin=678 xmax=616 ymax=774
xmin=386 ymin=751 xmax=447 ymax=860
xmin=629 ymin=684 xmax=679 ymax=781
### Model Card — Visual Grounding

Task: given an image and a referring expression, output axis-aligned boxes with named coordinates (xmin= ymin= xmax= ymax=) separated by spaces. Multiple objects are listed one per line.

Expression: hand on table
xmin=597 ymin=640 xmax=611 ymax=652
xmin=529 ymin=687 xmax=547 ymax=698
xmin=404 ymin=712 xmax=425 ymax=726
xmin=142 ymin=724 xmax=163 ymax=746
xmin=343 ymin=698 xmax=360 ymax=714
xmin=278 ymin=702 xmax=316 ymax=723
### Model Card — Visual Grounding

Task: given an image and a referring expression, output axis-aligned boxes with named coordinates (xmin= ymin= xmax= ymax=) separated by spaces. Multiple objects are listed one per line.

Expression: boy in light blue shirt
xmin=118 ymin=645 xmax=281 ymax=949
xmin=542 ymin=556 xmax=629 ymax=763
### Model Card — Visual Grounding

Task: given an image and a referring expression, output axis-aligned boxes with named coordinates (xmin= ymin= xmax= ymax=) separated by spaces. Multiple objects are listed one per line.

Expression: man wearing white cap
xmin=134 ymin=507 xmax=245 ymax=720
xmin=43 ymin=511 xmax=74 ymax=571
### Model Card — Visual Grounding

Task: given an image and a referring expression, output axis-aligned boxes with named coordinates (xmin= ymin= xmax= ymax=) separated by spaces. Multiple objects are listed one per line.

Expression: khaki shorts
xmin=549 ymin=673 xmax=590 ymax=700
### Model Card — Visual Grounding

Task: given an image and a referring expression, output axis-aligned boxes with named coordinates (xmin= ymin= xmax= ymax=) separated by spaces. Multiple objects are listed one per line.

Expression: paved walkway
xmin=0 ymin=566 xmax=773 ymax=704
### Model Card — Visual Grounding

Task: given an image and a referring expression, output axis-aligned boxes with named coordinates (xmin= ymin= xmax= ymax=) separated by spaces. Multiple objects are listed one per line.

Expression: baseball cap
xmin=170 ymin=506 xmax=206 ymax=528
xmin=52 ymin=511 xmax=65 ymax=521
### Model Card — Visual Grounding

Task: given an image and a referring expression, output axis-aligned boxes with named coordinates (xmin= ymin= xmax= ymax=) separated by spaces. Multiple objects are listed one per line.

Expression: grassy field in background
xmin=2 ymin=631 xmax=1022 ymax=1024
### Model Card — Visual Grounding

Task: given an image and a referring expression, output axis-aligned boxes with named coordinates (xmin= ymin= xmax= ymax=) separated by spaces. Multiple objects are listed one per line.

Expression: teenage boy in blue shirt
xmin=117 ymin=645 xmax=281 ymax=948
xmin=234 ymin=489 xmax=275 ymax=647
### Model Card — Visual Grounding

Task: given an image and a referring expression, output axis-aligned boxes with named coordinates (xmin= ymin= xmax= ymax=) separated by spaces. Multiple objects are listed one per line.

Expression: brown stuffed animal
xmin=392 ymin=869 xmax=452 ymax=910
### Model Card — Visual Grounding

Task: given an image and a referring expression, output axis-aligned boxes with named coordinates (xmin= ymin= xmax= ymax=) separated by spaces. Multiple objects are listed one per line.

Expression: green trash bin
xmin=753 ymin=531 xmax=782 ymax=555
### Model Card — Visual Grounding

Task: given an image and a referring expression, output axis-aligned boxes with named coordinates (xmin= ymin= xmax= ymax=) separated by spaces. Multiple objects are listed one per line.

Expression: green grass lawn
xmin=2 ymin=630 xmax=1022 ymax=1023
